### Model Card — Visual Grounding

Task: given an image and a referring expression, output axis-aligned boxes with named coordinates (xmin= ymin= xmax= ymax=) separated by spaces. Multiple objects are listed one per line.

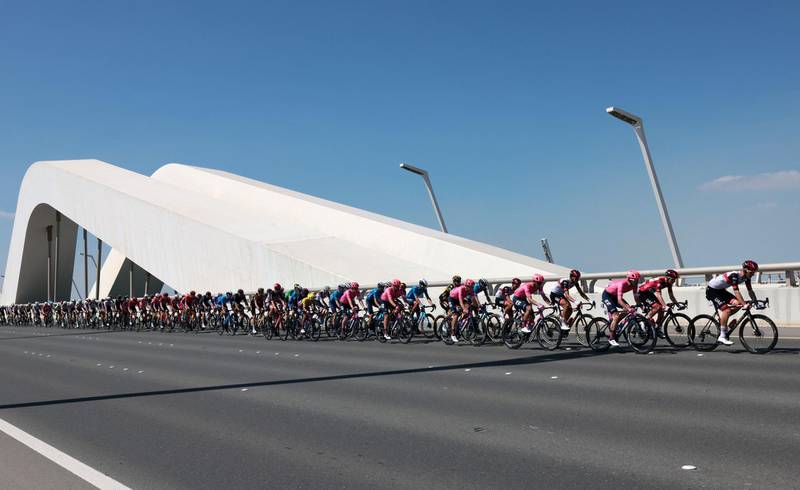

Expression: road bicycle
xmin=547 ymin=301 xmax=597 ymax=347
xmin=503 ymin=305 xmax=562 ymax=351
xmin=586 ymin=305 xmax=657 ymax=354
xmin=688 ymin=299 xmax=777 ymax=354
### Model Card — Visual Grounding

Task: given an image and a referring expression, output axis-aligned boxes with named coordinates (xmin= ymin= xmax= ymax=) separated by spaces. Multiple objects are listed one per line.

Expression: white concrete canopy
xmin=2 ymin=160 xmax=569 ymax=304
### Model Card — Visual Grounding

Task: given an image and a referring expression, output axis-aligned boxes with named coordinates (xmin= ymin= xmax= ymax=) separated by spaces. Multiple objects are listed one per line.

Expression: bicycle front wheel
xmin=739 ymin=314 xmax=778 ymax=354
xmin=586 ymin=317 xmax=610 ymax=352
xmin=689 ymin=314 xmax=719 ymax=351
xmin=484 ymin=314 xmax=503 ymax=343
xmin=536 ymin=317 xmax=562 ymax=351
xmin=397 ymin=317 xmax=414 ymax=344
xmin=419 ymin=313 xmax=435 ymax=339
xmin=624 ymin=317 xmax=656 ymax=354
xmin=503 ymin=320 xmax=525 ymax=350
xmin=663 ymin=313 xmax=692 ymax=349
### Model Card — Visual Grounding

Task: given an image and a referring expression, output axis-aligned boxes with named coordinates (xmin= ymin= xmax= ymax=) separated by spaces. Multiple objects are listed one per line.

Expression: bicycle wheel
xmin=503 ymin=319 xmax=525 ymax=350
xmin=689 ymin=314 xmax=719 ymax=351
xmin=536 ymin=317 xmax=562 ymax=351
xmin=572 ymin=314 xmax=592 ymax=347
xmin=470 ymin=318 xmax=486 ymax=346
xmin=663 ymin=313 xmax=692 ymax=349
xmin=397 ymin=317 xmax=414 ymax=344
xmin=585 ymin=317 xmax=611 ymax=352
xmin=484 ymin=314 xmax=503 ymax=343
xmin=353 ymin=318 xmax=367 ymax=341
xmin=419 ymin=313 xmax=435 ymax=339
xmin=432 ymin=315 xmax=446 ymax=340
xmin=309 ymin=319 xmax=322 ymax=341
xmin=739 ymin=314 xmax=778 ymax=354
xmin=624 ymin=316 xmax=656 ymax=354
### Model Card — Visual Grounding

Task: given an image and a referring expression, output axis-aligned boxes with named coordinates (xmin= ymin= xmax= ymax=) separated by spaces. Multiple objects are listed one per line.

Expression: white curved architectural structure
xmin=2 ymin=160 xmax=569 ymax=304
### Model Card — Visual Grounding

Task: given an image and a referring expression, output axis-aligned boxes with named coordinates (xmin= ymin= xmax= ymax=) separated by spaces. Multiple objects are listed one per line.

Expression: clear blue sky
xmin=1 ymin=0 xmax=798 ymax=281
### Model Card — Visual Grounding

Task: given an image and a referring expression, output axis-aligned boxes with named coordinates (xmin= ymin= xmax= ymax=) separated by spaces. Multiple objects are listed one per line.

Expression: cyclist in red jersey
xmin=639 ymin=270 xmax=679 ymax=335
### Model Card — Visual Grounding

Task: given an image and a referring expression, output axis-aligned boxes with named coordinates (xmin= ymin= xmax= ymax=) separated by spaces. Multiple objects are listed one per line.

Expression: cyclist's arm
xmin=617 ymin=288 xmax=632 ymax=311
xmin=563 ymin=290 xmax=575 ymax=304
xmin=654 ymin=290 xmax=667 ymax=308
xmin=540 ymin=290 xmax=551 ymax=306
xmin=745 ymin=279 xmax=757 ymax=302
xmin=574 ymin=282 xmax=590 ymax=301
xmin=667 ymin=285 xmax=678 ymax=304
xmin=527 ymin=294 xmax=543 ymax=308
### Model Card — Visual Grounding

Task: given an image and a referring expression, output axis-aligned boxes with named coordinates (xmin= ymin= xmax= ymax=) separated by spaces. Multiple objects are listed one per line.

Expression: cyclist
xmin=550 ymin=269 xmax=590 ymax=332
xmin=513 ymin=275 xmax=550 ymax=334
xmin=364 ymin=283 xmax=385 ymax=327
xmin=267 ymin=283 xmax=286 ymax=318
xmin=639 ymin=269 xmax=680 ymax=337
xmin=340 ymin=282 xmax=363 ymax=317
xmin=406 ymin=279 xmax=432 ymax=318
xmin=473 ymin=278 xmax=492 ymax=305
xmin=602 ymin=270 xmax=641 ymax=347
xmin=706 ymin=260 xmax=759 ymax=346
xmin=380 ymin=279 xmax=404 ymax=341
xmin=438 ymin=275 xmax=462 ymax=312
xmin=448 ymin=278 xmax=478 ymax=343
xmin=329 ymin=284 xmax=345 ymax=314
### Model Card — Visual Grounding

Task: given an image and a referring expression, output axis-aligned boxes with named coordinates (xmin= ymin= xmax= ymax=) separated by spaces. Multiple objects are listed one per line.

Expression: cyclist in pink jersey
xmin=340 ymin=282 xmax=363 ymax=312
xmin=602 ymin=270 xmax=641 ymax=347
xmin=381 ymin=279 xmax=404 ymax=341
xmin=448 ymin=279 xmax=478 ymax=343
xmin=512 ymin=274 xmax=549 ymax=333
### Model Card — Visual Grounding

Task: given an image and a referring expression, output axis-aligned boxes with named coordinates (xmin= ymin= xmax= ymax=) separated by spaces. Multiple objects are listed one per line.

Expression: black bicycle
xmin=586 ymin=305 xmax=657 ymax=354
xmin=689 ymin=299 xmax=777 ymax=354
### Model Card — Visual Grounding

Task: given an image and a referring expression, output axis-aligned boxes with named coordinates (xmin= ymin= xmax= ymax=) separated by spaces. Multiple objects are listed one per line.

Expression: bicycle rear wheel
xmin=433 ymin=315 xmax=446 ymax=340
xmin=572 ymin=314 xmax=592 ymax=347
xmin=484 ymin=314 xmax=503 ymax=343
xmin=738 ymin=314 xmax=778 ymax=354
xmin=397 ymin=317 xmax=414 ymax=344
xmin=536 ymin=317 xmax=562 ymax=351
xmin=419 ymin=313 xmax=435 ymax=339
xmin=663 ymin=313 xmax=692 ymax=349
xmin=585 ymin=317 xmax=611 ymax=352
xmin=689 ymin=314 xmax=719 ymax=351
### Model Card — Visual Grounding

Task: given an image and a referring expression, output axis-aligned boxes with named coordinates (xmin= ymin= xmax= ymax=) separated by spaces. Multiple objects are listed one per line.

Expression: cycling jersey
xmin=381 ymin=286 xmax=403 ymax=303
xmin=550 ymin=279 xmax=573 ymax=297
xmin=340 ymin=289 xmax=361 ymax=306
xmin=405 ymin=285 xmax=430 ymax=302
xmin=449 ymin=285 xmax=473 ymax=302
xmin=513 ymin=282 xmax=541 ymax=300
xmin=604 ymin=279 xmax=638 ymax=301
xmin=300 ymin=296 xmax=316 ymax=309
xmin=708 ymin=272 xmax=750 ymax=291
xmin=639 ymin=277 xmax=670 ymax=294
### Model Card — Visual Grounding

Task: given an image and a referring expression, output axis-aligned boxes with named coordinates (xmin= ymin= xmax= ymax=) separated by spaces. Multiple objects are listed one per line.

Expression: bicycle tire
xmin=484 ymin=314 xmax=503 ymax=343
xmin=419 ymin=313 xmax=435 ymax=339
xmin=689 ymin=314 xmax=720 ymax=351
xmin=739 ymin=314 xmax=778 ymax=354
xmin=663 ymin=312 xmax=692 ymax=349
xmin=309 ymin=319 xmax=321 ymax=341
xmin=397 ymin=317 xmax=414 ymax=344
xmin=572 ymin=314 xmax=592 ymax=347
xmin=503 ymin=319 xmax=525 ymax=349
xmin=470 ymin=317 xmax=486 ymax=346
xmin=432 ymin=315 xmax=446 ymax=340
xmin=624 ymin=316 xmax=656 ymax=354
xmin=586 ymin=317 xmax=611 ymax=352
xmin=536 ymin=317 xmax=562 ymax=351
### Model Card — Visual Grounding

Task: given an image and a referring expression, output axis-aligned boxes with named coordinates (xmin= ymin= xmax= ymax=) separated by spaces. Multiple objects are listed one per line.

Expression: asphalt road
xmin=1 ymin=326 xmax=799 ymax=489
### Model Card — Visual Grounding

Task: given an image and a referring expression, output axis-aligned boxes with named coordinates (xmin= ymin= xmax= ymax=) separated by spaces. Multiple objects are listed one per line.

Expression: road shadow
xmin=0 ymin=329 xmax=117 ymax=341
xmin=0 ymin=348 xmax=599 ymax=410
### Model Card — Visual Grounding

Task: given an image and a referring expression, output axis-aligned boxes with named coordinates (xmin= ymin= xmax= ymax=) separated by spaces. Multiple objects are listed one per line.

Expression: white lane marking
xmin=682 ymin=465 xmax=697 ymax=470
xmin=0 ymin=418 xmax=131 ymax=489
xmin=505 ymin=372 xmax=512 ymax=375
xmin=550 ymin=376 xmax=559 ymax=379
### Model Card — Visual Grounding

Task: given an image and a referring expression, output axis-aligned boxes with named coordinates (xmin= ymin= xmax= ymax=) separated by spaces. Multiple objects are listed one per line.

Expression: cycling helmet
xmin=501 ymin=286 xmax=511 ymax=294
xmin=626 ymin=270 xmax=641 ymax=282
xmin=511 ymin=278 xmax=521 ymax=288
xmin=400 ymin=282 xmax=407 ymax=289
xmin=478 ymin=278 xmax=488 ymax=289
xmin=378 ymin=282 xmax=387 ymax=288
xmin=532 ymin=274 xmax=544 ymax=284
xmin=162 ymin=292 xmax=169 ymax=298
xmin=293 ymin=283 xmax=300 ymax=290
xmin=743 ymin=260 xmax=759 ymax=272
xmin=226 ymin=291 xmax=232 ymax=296
xmin=323 ymin=286 xmax=331 ymax=293
xmin=452 ymin=275 xmax=462 ymax=285
xmin=570 ymin=269 xmax=581 ymax=280
xmin=301 ymin=288 xmax=309 ymax=296
xmin=257 ymin=287 xmax=264 ymax=294
xmin=237 ymin=289 xmax=244 ymax=295
xmin=665 ymin=269 xmax=679 ymax=279
xmin=351 ymin=282 xmax=359 ymax=290
xmin=273 ymin=283 xmax=282 ymax=291
xmin=190 ymin=290 xmax=196 ymax=296
xmin=465 ymin=279 xmax=476 ymax=288
xmin=419 ymin=278 xmax=428 ymax=287
xmin=337 ymin=284 xmax=346 ymax=291
xmin=391 ymin=279 xmax=402 ymax=288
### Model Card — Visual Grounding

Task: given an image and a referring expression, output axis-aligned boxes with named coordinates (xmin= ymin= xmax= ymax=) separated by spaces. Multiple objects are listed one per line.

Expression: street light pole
xmin=606 ymin=106 xmax=684 ymax=268
xmin=399 ymin=163 xmax=448 ymax=233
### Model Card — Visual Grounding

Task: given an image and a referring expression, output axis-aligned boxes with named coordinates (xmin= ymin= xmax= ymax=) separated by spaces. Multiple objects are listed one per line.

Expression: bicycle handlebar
xmin=748 ymin=298 xmax=769 ymax=310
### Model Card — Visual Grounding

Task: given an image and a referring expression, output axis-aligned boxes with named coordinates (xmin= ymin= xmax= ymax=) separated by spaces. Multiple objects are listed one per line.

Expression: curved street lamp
xmin=399 ymin=163 xmax=448 ymax=233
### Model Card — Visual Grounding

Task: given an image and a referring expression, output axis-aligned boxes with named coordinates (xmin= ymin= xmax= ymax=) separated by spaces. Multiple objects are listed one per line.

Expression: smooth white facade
xmin=2 ymin=160 xmax=569 ymax=304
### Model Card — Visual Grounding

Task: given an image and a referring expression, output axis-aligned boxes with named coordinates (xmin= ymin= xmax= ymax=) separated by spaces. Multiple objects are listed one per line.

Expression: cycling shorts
xmin=639 ymin=290 xmax=658 ymax=307
xmin=601 ymin=290 xmax=621 ymax=314
xmin=512 ymin=297 xmax=528 ymax=311
xmin=549 ymin=292 xmax=565 ymax=303
xmin=706 ymin=287 xmax=735 ymax=311
xmin=448 ymin=296 xmax=460 ymax=311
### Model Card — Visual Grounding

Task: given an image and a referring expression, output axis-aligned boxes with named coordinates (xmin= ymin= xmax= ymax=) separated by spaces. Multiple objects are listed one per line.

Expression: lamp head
xmin=606 ymin=106 xmax=641 ymax=126
xmin=399 ymin=163 xmax=427 ymax=177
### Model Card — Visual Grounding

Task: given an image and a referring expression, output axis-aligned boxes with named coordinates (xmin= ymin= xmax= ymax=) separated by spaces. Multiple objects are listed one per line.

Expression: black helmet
xmin=452 ymin=275 xmax=462 ymax=285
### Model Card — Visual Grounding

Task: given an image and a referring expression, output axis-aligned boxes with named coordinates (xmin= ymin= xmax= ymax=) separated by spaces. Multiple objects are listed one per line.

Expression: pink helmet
xmin=391 ymin=279 xmax=401 ymax=288
xmin=465 ymin=279 xmax=476 ymax=288
xmin=626 ymin=270 xmax=641 ymax=282
xmin=532 ymin=274 xmax=544 ymax=283
xmin=351 ymin=282 xmax=359 ymax=290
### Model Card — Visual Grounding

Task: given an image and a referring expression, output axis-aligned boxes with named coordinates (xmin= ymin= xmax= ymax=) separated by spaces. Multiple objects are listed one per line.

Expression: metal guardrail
xmin=400 ymin=261 xmax=800 ymax=294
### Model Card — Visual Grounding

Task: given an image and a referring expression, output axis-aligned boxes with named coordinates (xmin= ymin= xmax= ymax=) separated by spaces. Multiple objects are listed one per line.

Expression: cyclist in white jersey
xmin=706 ymin=260 xmax=759 ymax=345
xmin=549 ymin=269 xmax=589 ymax=332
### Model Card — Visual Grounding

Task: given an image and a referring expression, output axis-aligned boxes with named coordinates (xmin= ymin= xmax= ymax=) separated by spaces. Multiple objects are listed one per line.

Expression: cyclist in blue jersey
xmin=406 ymin=279 xmax=432 ymax=317
xmin=473 ymin=278 xmax=492 ymax=304
xmin=329 ymin=284 xmax=345 ymax=313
